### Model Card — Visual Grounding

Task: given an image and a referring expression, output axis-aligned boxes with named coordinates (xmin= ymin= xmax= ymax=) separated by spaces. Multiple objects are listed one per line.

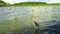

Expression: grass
xmin=12 ymin=2 xmax=60 ymax=6
xmin=1 ymin=2 xmax=60 ymax=6
xmin=12 ymin=4 xmax=60 ymax=6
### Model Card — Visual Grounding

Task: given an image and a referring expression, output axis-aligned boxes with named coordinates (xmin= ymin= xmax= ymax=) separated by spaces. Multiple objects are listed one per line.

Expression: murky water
xmin=0 ymin=6 xmax=60 ymax=34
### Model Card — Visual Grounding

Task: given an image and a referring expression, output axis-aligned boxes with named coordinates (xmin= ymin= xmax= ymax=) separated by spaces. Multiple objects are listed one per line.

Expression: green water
xmin=0 ymin=6 xmax=60 ymax=34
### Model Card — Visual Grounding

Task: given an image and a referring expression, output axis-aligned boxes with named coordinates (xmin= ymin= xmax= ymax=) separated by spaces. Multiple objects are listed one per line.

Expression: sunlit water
xmin=0 ymin=6 xmax=60 ymax=34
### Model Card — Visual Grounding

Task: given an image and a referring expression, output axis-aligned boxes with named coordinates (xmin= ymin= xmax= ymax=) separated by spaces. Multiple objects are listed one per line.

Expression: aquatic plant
xmin=13 ymin=7 xmax=18 ymax=26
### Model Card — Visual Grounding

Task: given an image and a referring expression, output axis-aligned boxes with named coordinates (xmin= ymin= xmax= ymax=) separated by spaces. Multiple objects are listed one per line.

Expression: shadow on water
xmin=0 ymin=20 xmax=60 ymax=34
xmin=18 ymin=20 xmax=60 ymax=34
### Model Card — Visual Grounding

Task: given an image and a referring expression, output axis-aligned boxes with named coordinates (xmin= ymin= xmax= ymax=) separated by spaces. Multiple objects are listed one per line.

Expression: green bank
xmin=0 ymin=0 xmax=60 ymax=6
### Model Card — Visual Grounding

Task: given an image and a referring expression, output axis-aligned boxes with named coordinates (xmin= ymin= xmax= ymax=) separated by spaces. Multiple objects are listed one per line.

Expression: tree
xmin=0 ymin=0 xmax=10 ymax=6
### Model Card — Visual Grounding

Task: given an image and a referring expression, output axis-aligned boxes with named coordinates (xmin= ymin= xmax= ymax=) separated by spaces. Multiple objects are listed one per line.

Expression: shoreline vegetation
xmin=0 ymin=0 xmax=60 ymax=6
xmin=0 ymin=0 xmax=11 ymax=6
xmin=13 ymin=2 xmax=60 ymax=6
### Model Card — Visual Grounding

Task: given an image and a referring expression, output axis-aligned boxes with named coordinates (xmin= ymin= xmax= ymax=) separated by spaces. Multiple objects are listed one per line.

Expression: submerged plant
xmin=30 ymin=9 xmax=40 ymax=34
xmin=13 ymin=7 xmax=18 ymax=26
xmin=34 ymin=21 xmax=40 ymax=34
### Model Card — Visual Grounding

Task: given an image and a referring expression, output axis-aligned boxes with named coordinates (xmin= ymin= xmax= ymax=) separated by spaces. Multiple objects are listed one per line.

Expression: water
xmin=0 ymin=6 xmax=60 ymax=34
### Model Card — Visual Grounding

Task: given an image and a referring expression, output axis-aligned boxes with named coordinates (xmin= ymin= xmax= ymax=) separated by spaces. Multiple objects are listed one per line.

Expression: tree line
xmin=0 ymin=0 xmax=10 ymax=6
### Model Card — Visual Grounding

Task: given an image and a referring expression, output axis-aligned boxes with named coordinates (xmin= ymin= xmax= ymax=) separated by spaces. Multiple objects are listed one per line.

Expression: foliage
xmin=13 ymin=2 xmax=47 ymax=6
xmin=13 ymin=2 xmax=60 ymax=6
xmin=0 ymin=1 xmax=60 ymax=6
xmin=0 ymin=0 xmax=10 ymax=6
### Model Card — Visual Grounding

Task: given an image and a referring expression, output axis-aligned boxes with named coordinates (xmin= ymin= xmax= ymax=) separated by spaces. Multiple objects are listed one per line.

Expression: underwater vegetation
xmin=5 ymin=20 xmax=60 ymax=34
xmin=0 ymin=6 xmax=60 ymax=34
xmin=19 ymin=20 xmax=60 ymax=34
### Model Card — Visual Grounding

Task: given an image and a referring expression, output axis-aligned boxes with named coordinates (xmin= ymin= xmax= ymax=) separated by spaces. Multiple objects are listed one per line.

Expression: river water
xmin=0 ymin=6 xmax=60 ymax=34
